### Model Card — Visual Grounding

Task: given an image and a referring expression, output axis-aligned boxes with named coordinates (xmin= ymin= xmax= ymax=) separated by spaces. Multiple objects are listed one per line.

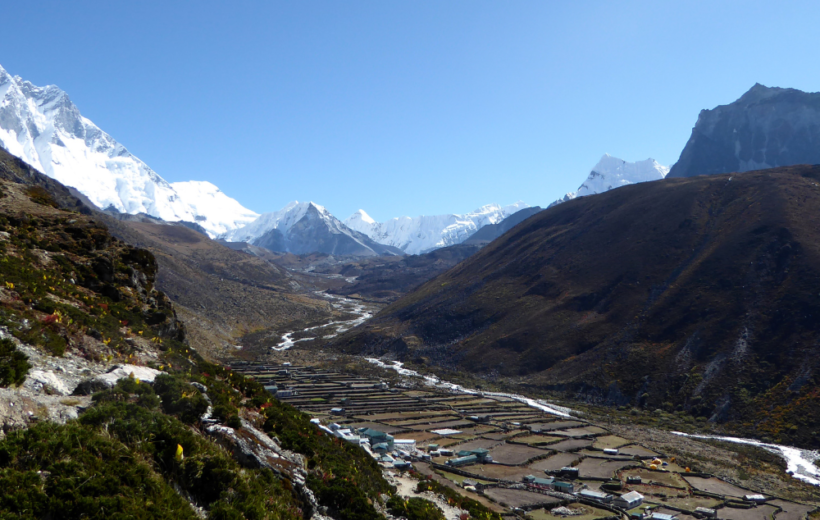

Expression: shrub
xmin=0 ymin=421 xmax=198 ymax=519
xmin=0 ymin=338 xmax=30 ymax=387
xmin=415 ymin=478 xmax=501 ymax=520
xmin=153 ymin=374 xmax=210 ymax=424
xmin=79 ymin=398 xmax=303 ymax=519
xmin=262 ymin=397 xmax=391 ymax=519
xmin=387 ymin=496 xmax=445 ymax=520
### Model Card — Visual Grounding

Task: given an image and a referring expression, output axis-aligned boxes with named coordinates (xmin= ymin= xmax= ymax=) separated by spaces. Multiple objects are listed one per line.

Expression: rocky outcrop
xmin=669 ymin=84 xmax=820 ymax=178
xmin=205 ymin=419 xmax=333 ymax=520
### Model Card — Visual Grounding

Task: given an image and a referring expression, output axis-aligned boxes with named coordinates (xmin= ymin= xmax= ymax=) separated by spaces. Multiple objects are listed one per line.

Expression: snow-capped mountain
xmin=223 ymin=201 xmax=402 ymax=257
xmin=169 ymin=181 xmax=259 ymax=236
xmin=345 ymin=202 xmax=530 ymax=255
xmin=0 ymin=63 xmax=257 ymax=237
xmin=550 ymin=154 xmax=669 ymax=207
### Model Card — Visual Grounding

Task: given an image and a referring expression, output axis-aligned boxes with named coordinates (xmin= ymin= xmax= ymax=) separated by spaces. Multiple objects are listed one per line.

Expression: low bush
xmin=80 ymin=382 xmax=304 ymax=519
xmin=0 ymin=338 xmax=30 ymax=387
xmin=415 ymin=478 xmax=501 ymax=520
xmin=387 ymin=496 xmax=445 ymax=520
xmin=0 ymin=421 xmax=198 ymax=519
xmin=153 ymin=374 xmax=210 ymax=424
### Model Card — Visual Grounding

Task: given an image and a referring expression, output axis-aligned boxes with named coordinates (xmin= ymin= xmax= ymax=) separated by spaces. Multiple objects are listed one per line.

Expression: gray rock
xmin=669 ymin=84 xmax=820 ymax=178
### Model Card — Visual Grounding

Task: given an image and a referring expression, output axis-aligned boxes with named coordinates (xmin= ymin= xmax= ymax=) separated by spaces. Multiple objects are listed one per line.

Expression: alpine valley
xmin=2 ymin=55 xmax=820 ymax=520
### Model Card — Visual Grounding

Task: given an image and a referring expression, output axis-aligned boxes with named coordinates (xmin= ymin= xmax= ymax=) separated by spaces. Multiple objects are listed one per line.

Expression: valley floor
xmin=230 ymin=357 xmax=820 ymax=520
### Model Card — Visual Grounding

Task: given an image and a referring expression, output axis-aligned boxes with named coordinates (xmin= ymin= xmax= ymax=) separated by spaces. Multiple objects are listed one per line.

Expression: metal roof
xmin=617 ymin=491 xmax=644 ymax=501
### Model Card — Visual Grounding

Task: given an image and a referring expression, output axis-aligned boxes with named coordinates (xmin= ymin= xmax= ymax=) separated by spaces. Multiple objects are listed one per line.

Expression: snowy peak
xmin=222 ymin=201 xmax=400 ymax=257
xmin=0 ymin=62 xmax=257 ymax=238
xmin=577 ymin=154 xmax=669 ymax=197
xmin=224 ymin=201 xmax=325 ymax=243
xmin=345 ymin=209 xmax=377 ymax=236
xmin=344 ymin=201 xmax=531 ymax=254
xmin=551 ymin=154 xmax=668 ymax=207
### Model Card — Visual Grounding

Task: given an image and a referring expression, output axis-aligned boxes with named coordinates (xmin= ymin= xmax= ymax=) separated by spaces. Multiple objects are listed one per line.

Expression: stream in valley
xmin=671 ymin=431 xmax=820 ymax=487
xmin=268 ymin=297 xmax=820 ymax=487
xmin=271 ymin=293 xmax=376 ymax=351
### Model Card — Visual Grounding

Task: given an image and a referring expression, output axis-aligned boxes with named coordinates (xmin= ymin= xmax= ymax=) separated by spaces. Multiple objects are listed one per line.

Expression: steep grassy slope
xmin=0 ymin=154 xmax=393 ymax=519
xmin=334 ymin=166 xmax=820 ymax=447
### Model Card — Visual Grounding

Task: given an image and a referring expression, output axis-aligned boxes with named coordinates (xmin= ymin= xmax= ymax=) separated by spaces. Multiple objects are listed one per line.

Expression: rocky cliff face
xmin=669 ymin=84 xmax=820 ymax=178
xmin=0 ymin=172 xmax=188 ymax=434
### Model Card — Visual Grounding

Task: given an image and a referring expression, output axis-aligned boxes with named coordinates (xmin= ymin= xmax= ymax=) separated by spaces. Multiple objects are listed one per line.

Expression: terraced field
xmin=233 ymin=362 xmax=819 ymax=520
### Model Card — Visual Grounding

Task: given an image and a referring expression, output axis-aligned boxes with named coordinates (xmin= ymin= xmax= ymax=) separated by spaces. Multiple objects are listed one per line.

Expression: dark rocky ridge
xmin=669 ymin=84 xmax=820 ymax=178
xmin=333 ymin=165 xmax=820 ymax=447
xmin=0 ymin=147 xmax=92 ymax=214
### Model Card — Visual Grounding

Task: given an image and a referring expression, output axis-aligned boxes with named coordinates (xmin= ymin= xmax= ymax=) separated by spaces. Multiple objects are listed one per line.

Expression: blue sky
xmin=2 ymin=1 xmax=819 ymax=221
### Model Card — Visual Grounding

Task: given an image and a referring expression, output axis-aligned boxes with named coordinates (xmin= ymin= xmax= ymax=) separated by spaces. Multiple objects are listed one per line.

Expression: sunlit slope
xmin=335 ymin=165 xmax=820 ymax=446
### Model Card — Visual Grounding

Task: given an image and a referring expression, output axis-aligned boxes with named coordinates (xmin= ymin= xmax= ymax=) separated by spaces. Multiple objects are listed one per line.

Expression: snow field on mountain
xmin=551 ymin=153 xmax=669 ymax=207
xmin=0 ymin=63 xmax=257 ymax=238
xmin=345 ymin=202 xmax=530 ymax=254
xmin=223 ymin=201 xmax=327 ymax=243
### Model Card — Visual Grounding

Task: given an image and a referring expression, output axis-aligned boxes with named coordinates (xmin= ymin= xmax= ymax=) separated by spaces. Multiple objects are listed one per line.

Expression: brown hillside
xmin=334 ymin=166 xmax=820 ymax=447
xmin=99 ymin=217 xmax=337 ymax=360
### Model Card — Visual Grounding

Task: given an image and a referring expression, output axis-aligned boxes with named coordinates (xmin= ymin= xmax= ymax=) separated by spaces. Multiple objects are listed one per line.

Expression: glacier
xmin=0 ymin=63 xmax=257 ymax=237
xmin=549 ymin=153 xmax=669 ymax=207
xmin=344 ymin=202 xmax=530 ymax=255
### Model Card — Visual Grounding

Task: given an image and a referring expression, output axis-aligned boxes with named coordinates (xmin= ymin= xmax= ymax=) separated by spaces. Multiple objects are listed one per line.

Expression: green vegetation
xmin=415 ymin=477 xmax=501 ymax=520
xmin=387 ymin=496 xmax=445 ymax=520
xmin=0 ymin=337 xmax=30 ymax=387
xmin=80 ymin=394 xmax=302 ymax=519
xmin=152 ymin=374 xmax=210 ymax=423
xmin=0 ymin=421 xmax=198 ymax=520
xmin=263 ymin=397 xmax=391 ymax=520
xmin=0 ymin=376 xmax=307 ymax=519
xmin=0 ymin=181 xmax=398 ymax=519
xmin=0 ymin=210 xmax=185 ymax=361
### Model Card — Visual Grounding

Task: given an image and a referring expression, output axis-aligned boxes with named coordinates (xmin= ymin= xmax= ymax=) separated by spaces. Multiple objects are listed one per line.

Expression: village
xmin=230 ymin=361 xmax=818 ymax=520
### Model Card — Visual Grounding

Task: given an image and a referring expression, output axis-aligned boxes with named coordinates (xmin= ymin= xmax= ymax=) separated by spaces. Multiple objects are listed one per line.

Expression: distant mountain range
xmin=344 ymin=202 xmax=530 ymax=254
xmin=0 ymin=62 xmax=536 ymax=255
xmin=222 ymin=201 xmax=403 ymax=256
xmin=4 ymin=61 xmax=820 ymax=258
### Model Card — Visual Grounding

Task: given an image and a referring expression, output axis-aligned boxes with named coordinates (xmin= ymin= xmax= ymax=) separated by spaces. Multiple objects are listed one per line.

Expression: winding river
xmin=268 ymin=297 xmax=820 ymax=487
xmin=271 ymin=293 xmax=375 ymax=351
